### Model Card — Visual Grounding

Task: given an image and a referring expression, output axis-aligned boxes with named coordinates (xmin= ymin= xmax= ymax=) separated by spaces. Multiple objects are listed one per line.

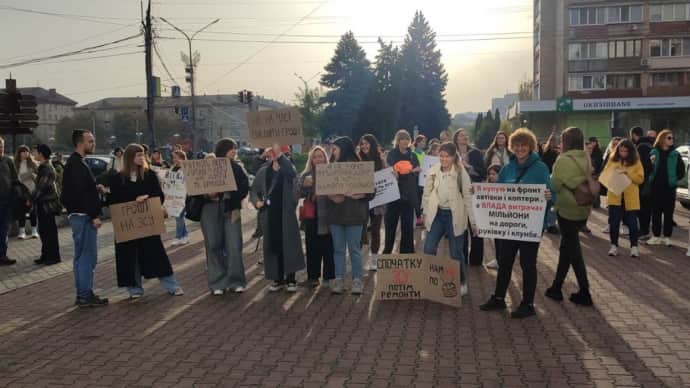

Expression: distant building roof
xmin=0 ymin=87 xmax=78 ymax=106
xmin=76 ymin=95 xmax=286 ymax=110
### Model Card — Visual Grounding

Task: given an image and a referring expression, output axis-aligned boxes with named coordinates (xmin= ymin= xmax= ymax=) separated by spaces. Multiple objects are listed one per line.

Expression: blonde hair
xmin=393 ymin=129 xmax=411 ymax=147
xmin=172 ymin=150 xmax=187 ymax=160
xmin=120 ymin=144 xmax=149 ymax=180
xmin=653 ymin=129 xmax=673 ymax=149
xmin=204 ymin=152 xmax=216 ymax=159
xmin=302 ymin=146 xmax=329 ymax=175
xmin=509 ymin=128 xmax=538 ymax=153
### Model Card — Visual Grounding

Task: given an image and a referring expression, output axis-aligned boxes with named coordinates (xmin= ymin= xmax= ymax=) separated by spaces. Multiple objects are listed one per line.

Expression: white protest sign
xmin=369 ymin=167 xmax=400 ymax=209
xmin=163 ymin=170 xmax=186 ymax=217
xmin=419 ymin=155 xmax=440 ymax=186
xmin=472 ymin=183 xmax=547 ymax=242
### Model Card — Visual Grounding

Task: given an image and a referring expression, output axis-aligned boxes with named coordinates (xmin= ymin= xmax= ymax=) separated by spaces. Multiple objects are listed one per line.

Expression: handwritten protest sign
xmin=110 ymin=197 xmax=166 ymax=243
xmin=182 ymin=158 xmax=237 ymax=196
xmin=150 ymin=165 xmax=168 ymax=183
xmin=598 ymin=167 xmax=631 ymax=196
xmin=375 ymin=254 xmax=461 ymax=308
xmin=418 ymin=155 xmax=440 ymax=186
xmin=472 ymin=183 xmax=547 ymax=242
xmin=315 ymin=161 xmax=375 ymax=196
xmin=246 ymin=108 xmax=304 ymax=147
xmin=369 ymin=167 xmax=400 ymax=209
xmin=163 ymin=170 xmax=186 ymax=217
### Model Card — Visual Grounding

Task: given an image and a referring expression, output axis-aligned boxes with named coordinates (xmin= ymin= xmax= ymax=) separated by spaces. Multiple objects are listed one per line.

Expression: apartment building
xmin=519 ymin=0 xmax=690 ymax=140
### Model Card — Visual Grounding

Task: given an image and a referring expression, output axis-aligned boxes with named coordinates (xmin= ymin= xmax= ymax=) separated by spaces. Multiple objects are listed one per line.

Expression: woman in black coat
xmin=32 ymin=144 xmax=62 ymax=265
xmin=109 ymin=144 xmax=184 ymax=298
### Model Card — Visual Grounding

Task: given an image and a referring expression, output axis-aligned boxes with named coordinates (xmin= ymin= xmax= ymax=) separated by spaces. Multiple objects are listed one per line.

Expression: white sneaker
xmin=369 ymin=255 xmax=378 ymax=271
xmin=170 ymin=287 xmax=185 ymax=296
xmin=351 ymin=278 xmax=363 ymax=295
xmin=212 ymin=289 xmax=224 ymax=296
xmin=630 ymin=246 xmax=639 ymax=257
xmin=460 ymin=284 xmax=468 ymax=296
xmin=30 ymin=227 xmax=39 ymax=238
xmin=17 ymin=231 xmax=26 ymax=240
xmin=286 ymin=283 xmax=297 ymax=293
xmin=170 ymin=238 xmax=180 ymax=246
xmin=486 ymin=260 xmax=498 ymax=270
xmin=268 ymin=282 xmax=284 ymax=292
xmin=663 ymin=237 xmax=672 ymax=247
xmin=178 ymin=236 xmax=189 ymax=245
xmin=331 ymin=278 xmax=344 ymax=294
xmin=233 ymin=286 xmax=245 ymax=293
xmin=608 ymin=245 xmax=618 ymax=256
xmin=686 ymin=249 xmax=690 ymax=257
xmin=646 ymin=236 xmax=662 ymax=245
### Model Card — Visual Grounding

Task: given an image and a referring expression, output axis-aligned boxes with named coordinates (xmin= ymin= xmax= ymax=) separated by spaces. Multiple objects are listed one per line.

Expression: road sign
xmin=180 ymin=106 xmax=189 ymax=122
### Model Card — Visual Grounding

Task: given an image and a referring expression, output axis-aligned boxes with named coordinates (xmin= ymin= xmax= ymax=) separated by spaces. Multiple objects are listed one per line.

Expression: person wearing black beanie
xmin=32 ymin=144 xmax=62 ymax=265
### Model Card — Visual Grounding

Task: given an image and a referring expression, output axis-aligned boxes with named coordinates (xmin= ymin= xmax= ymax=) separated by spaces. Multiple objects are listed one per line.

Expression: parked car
xmin=675 ymin=145 xmax=690 ymax=209
xmin=85 ymin=155 xmax=114 ymax=178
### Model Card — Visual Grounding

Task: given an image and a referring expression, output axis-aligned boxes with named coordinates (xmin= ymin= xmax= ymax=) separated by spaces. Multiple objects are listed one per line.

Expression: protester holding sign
xmin=200 ymin=139 xmax=250 ymax=296
xmin=296 ymin=146 xmax=334 ymax=288
xmin=421 ymin=142 xmax=475 ymax=296
xmin=170 ymin=150 xmax=189 ymax=245
xmin=480 ymin=128 xmax=553 ymax=319
xmin=327 ymin=137 xmax=373 ymax=295
xmin=108 ymin=144 xmax=183 ymax=298
xmin=546 ymin=127 xmax=597 ymax=307
xmin=357 ymin=134 xmax=386 ymax=271
xmin=383 ymin=130 xmax=420 ymax=255
xmin=252 ymin=145 xmax=305 ymax=293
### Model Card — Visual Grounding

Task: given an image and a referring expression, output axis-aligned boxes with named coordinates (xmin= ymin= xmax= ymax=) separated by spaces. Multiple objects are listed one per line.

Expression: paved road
xmin=0 ymin=205 xmax=689 ymax=387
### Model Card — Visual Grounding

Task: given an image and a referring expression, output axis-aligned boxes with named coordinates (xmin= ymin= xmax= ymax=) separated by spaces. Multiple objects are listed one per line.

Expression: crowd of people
xmin=0 ymin=123 xmax=685 ymax=319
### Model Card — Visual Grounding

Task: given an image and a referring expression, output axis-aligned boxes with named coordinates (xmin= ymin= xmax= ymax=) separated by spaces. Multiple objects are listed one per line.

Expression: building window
xmin=608 ymin=40 xmax=641 ymax=58
xmin=607 ymin=74 xmax=641 ymax=89
xmin=649 ymin=72 xmax=688 ymax=87
xmin=569 ymin=7 xmax=606 ymax=25
xmin=568 ymin=42 xmax=608 ymax=59
xmin=607 ymin=5 xmax=643 ymax=23
xmin=650 ymin=3 xmax=690 ymax=22
xmin=570 ymin=5 xmax=643 ymax=26
xmin=650 ymin=38 xmax=690 ymax=57
xmin=568 ymin=74 xmax=606 ymax=90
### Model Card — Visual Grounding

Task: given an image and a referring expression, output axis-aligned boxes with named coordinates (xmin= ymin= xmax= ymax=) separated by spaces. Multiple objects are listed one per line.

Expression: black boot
xmin=479 ymin=295 xmax=507 ymax=311
xmin=510 ymin=303 xmax=536 ymax=319
xmin=569 ymin=290 xmax=593 ymax=306
xmin=545 ymin=286 xmax=563 ymax=301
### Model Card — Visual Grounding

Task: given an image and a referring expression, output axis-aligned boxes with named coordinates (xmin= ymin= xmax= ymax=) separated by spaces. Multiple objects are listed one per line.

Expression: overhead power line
xmin=0 ymin=5 xmax=136 ymax=25
xmin=159 ymin=35 xmax=532 ymax=45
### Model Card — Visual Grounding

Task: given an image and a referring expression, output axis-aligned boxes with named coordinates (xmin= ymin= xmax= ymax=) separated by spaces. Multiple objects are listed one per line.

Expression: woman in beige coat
xmin=422 ymin=142 xmax=476 ymax=296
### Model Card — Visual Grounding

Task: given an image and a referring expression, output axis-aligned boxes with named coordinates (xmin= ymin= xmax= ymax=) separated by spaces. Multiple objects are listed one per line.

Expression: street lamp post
xmin=159 ymin=17 xmax=219 ymax=153
xmin=136 ymin=131 xmax=143 ymax=144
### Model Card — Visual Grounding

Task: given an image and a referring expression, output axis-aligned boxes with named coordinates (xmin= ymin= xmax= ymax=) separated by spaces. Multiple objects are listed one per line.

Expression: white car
xmin=675 ymin=145 xmax=690 ymax=209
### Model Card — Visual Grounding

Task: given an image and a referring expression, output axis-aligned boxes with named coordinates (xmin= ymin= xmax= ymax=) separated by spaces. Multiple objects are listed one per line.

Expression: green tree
xmin=398 ymin=11 xmax=450 ymax=137
xmin=359 ymin=38 xmax=402 ymax=143
xmin=473 ymin=113 xmax=483 ymax=142
xmin=476 ymin=110 xmax=496 ymax=149
xmin=494 ymin=108 xmax=502 ymax=131
xmin=518 ymin=78 xmax=534 ymax=101
xmin=294 ymin=84 xmax=323 ymax=140
xmin=55 ymin=113 xmax=100 ymax=150
xmin=319 ymin=31 xmax=372 ymax=139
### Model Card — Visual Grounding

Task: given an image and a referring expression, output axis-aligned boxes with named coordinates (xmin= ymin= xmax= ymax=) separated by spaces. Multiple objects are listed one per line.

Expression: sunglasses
xmin=667 ymin=136 xmax=674 ymax=140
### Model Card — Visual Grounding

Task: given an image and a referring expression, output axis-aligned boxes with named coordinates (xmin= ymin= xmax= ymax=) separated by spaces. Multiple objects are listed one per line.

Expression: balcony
xmin=645 ymin=56 xmax=690 ymax=70
xmin=647 ymin=85 xmax=690 ymax=97
xmin=567 ymin=89 xmax=643 ymax=99
xmin=569 ymin=59 xmax=608 ymax=72
xmin=650 ymin=21 xmax=690 ymax=34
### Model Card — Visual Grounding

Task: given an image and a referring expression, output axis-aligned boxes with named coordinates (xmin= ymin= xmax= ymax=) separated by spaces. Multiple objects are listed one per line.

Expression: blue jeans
xmin=609 ymin=205 xmax=639 ymax=247
xmin=175 ymin=212 xmax=188 ymax=239
xmin=0 ymin=202 xmax=10 ymax=257
xmin=69 ymin=215 xmax=98 ymax=298
xmin=127 ymin=260 xmax=180 ymax=296
xmin=329 ymin=224 xmax=363 ymax=280
xmin=423 ymin=209 xmax=466 ymax=283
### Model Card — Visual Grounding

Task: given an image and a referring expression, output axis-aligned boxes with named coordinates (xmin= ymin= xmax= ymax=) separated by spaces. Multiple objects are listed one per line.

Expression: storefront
xmin=514 ymin=96 xmax=690 ymax=143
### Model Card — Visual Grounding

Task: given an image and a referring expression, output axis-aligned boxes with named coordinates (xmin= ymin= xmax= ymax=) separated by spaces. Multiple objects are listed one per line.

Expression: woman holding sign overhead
xmin=479 ymin=128 xmax=553 ymax=319
xmin=422 ymin=142 xmax=475 ymax=297
xmin=200 ymin=139 xmax=250 ymax=296
xmin=358 ymin=134 xmax=386 ymax=271
xmin=108 ymin=144 xmax=184 ymax=298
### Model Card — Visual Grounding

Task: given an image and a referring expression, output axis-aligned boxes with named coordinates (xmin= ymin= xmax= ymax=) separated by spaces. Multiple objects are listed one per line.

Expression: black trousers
xmin=494 ymin=239 xmax=539 ymax=305
xmin=638 ymin=193 xmax=652 ymax=236
xmin=304 ymin=219 xmax=334 ymax=281
xmin=552 ymin=215 xmax=589 ymax=292
xmin=37 ymin=206 xmax=60 ymax=261
xmin=383 ymin=200 xmax=415 ymax=254
xmin=651 ymin=191 xmax=675 ymax=237
xmin=274 ymin=252 xmax=296 ymax=284
xmin=463 ymin=231 xmax=484 ymax=266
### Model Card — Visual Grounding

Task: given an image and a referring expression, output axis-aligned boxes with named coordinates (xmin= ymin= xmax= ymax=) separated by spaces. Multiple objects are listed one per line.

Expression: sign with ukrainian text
xmin=315 ymin=161 xmax=375 ymax=196
xmin=472 ymin=183 xmax=547 ymax=242
xmin=246 ymin=108 xmax=304 ymax=147
xmin=182 ymin=158 xmax=237 ymax=196
xmin=110 ymin=197 xmax=166 ymax=243
xmin=375 ymin=254 xmax=461 ymax=308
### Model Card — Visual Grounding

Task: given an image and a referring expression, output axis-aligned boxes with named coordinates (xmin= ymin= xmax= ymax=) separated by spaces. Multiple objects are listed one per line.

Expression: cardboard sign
xmin=110 ymin=197 xmax=166 ymax=243
xmin=418 ymin=155 xmax=440 ymax=186
xmin=315 ymin=161 xmax=375 ymax=196
xmin=182 ymin=158 xmax=237 ymax=196
xmin=369 ymin=167 xmax=400 ymax=209
xmin=246 ymin=108 xmax=304 ymax=147
xmin=375 ymin=254 xmax=461 ymax=308
xmin=163 ymin=170 xmax=186 ymax=217
xmin=598 ymin=167 xmax=632 ymax=196
xmin=472 ymin=183 xmax=547 ymax=242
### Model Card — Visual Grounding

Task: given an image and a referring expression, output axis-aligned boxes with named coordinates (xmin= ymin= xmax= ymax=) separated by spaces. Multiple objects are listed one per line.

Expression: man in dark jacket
xmin=630 ymin=126 xmax=653 ymax=239
xmin=61 ymin=130 xmax=108 ymax=307
xmin=0 ymin=137 xmax=18 ymax=265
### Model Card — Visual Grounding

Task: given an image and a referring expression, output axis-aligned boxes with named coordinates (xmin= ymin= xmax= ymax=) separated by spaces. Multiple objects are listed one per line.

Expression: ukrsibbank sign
xmin=575 ymin=96 xmax=690 ymax=111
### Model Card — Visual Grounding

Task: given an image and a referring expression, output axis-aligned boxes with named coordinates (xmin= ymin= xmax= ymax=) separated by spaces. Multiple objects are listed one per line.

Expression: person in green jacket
xmin=545 ymin=127 xmax=594 ymax=307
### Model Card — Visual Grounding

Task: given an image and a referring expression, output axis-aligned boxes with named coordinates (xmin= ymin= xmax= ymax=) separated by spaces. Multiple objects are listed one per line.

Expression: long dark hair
xmin=611 ymin=139 xmax=639 ymax=165
xmin=214 ymin=138 xmax=237 ymax=159
xmin=332 ymin=136 xmax=359 ymax=162
xmin=120 ymin=143 xmax=149 ymax=180
xmin=358 ymin=133 xmax=383 ymax=170
xmin=15 ymin=145 xmax=37 ymax=171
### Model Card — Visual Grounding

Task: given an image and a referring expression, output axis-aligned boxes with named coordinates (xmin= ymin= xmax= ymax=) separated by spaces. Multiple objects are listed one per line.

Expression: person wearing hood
xmin=545 ymin=127 xmax=598 ymax=307
xmin=383 ymin=130 xmax=421 ymax=254
xmin=630 ymin=127 xmax=653 ymax=240
xmin=32 ymin=144 xmax=62 ymax=266
xmin=326 ymin=137 xmax=374 ymax=295
xmin=480 ymin=128 xmax=554 ymax=319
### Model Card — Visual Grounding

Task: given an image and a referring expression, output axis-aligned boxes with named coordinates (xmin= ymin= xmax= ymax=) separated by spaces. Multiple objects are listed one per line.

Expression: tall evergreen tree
xmin=319 ymin=31 xmax=372 ymax=139
xmin=398 ymin=11 xmax=450 ymax=137
xmin=473 ymin=113 xmax=483 ymax=142
xmin=359 ymin=38 xmax=402 ymax=143
xmin=494 ymin=108 xmax=502 ymax=131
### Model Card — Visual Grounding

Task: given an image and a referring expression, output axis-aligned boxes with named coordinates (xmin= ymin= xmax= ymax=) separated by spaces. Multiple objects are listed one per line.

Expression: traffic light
xmin=0 ymin=79 xmax=39 ymax=135
xmin=185 ymin=66 xmax=193 ymax=84
xmin=238 ymin=90 xmax=246 ymax=104
xmin=246 ymin=91 xmax=253 ymax=105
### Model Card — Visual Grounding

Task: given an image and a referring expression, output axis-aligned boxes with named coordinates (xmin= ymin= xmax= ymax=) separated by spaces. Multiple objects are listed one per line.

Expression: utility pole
xmin=160 ymin=17 xmax=219 ymax=152
xmin=143 ymin=0 xmax=156 ymax=148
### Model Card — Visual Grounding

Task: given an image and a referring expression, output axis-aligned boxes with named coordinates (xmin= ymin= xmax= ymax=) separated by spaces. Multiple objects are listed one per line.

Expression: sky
xmin=0 ymin=0 xmax=533 ymax=114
